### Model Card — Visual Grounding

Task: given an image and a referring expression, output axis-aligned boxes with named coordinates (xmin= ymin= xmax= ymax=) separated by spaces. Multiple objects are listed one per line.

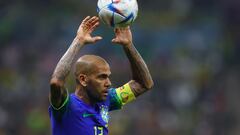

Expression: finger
xmin=89 ymin=16 xmax=99 ymax=24
xmin=90 ymin=17 xmax=99 ymax=26
xmin=111 ymin=38 xmax=120 ymax=44
xmin=85 ymin=16 xmax=99 ymax=31
xmin=111 ymin=38 xmax=116 ymax=43
xmin=92 ymin=36 xmax=103 ymax=43
xmin=87 ymin=16 xmax=98 ymax=25
xmin=78 ymin=16 xmax=91 ymax=30
xmin=123 ymin=26 xmax=130 ymax=30
xmin=114 ymin=28 xmax=120 ymax=37
xmin=82 ymin=16 xmax=91 ymax=24
xmin=89 ymin=17 xmax=99 ymax=29
xmin=114 ymin=28 xmax=120 ymax=34
xmin=89 ymin=21 xmax=100 ymax=33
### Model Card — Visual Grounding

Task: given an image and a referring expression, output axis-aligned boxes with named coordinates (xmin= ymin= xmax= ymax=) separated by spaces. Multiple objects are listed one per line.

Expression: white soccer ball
xmin=97 ymin=0 xmax=138 ymax=27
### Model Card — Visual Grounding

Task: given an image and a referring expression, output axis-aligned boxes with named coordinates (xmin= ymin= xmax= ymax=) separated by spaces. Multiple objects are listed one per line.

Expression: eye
xmin=98 ymin=74 xmax=108 ymax=79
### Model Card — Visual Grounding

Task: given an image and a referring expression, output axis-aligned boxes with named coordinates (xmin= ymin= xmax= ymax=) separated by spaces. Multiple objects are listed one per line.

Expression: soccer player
xmin=49 ymin=16 xmax=153 ymax=135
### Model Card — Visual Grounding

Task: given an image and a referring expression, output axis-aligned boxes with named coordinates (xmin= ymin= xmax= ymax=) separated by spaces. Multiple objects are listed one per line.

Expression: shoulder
xmin=68 ymin=94 xmax=87 ymax=110
xmin=104 ymin=88 xmax=122 ymax=111
xmin=106 ymin=88 xmax=118 ymax=103
xmin=49 ymin=93 xmax=85 ymax=112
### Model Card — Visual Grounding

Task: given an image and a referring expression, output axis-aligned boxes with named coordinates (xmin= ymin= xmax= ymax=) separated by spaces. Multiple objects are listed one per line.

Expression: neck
xmin=75 ymin=85 xmax=96 ymax=105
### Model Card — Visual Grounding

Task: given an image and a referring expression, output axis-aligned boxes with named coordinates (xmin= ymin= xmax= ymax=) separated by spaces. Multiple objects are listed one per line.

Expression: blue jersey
xmin=49 ymin=84 xmax=136 ymax=135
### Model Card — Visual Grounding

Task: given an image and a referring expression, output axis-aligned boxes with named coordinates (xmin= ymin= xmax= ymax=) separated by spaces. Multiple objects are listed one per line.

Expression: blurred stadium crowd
xmin=0 ymin=0 xmax=240 ymax=135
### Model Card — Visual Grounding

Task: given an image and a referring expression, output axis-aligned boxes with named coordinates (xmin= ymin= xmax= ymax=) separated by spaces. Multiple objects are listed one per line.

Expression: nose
xmin=105 ymin=78 xmax=111 ymax=88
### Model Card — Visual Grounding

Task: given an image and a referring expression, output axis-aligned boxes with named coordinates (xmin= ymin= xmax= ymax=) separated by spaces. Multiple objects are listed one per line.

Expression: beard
xmin=86 ymin=88 xmax=105 ymax=103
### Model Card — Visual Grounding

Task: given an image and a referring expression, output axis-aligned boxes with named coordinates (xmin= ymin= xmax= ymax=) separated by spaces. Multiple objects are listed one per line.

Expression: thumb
xmin=92 ymin=36 xmax=102 ymax=42
xmin=112 ymin=38 xmax=120 ymax=44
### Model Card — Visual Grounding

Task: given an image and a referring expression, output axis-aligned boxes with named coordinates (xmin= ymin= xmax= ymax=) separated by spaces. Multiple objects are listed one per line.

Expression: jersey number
xmin=94 ymin=126 xmax=103 ymax=135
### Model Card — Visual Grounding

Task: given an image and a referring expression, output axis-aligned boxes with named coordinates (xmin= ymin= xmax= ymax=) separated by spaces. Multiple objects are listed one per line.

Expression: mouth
xmin=102 ymin=90 xmax=109 ymax=97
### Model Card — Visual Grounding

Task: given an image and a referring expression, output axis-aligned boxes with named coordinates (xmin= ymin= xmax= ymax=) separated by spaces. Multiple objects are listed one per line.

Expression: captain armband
xmin=116 ymin=83 xmax=136 ymax=106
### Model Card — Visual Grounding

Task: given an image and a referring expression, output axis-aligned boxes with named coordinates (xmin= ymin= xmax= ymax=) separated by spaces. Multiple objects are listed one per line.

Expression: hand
xmin=76 ymin=16 xmax=102 ymax=45
xmin=112 ymin=26 xmax=133 ymax=46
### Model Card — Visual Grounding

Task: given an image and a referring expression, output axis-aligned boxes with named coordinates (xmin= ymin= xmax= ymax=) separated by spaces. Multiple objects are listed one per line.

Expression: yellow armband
xmin=116 ymin=83 xmax=136 ymax=106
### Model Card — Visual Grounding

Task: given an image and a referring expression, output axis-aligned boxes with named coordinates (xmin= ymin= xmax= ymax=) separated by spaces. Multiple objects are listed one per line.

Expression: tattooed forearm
xmin=123 ymin=44 xmax=154 ymax=96
xmin=52 ymin=38 xmax=83 ymax=81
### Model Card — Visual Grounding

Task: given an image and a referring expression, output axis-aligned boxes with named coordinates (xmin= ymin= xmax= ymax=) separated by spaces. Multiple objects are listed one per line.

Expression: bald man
xmin=49 ymin=16 xmax=153 ymax=135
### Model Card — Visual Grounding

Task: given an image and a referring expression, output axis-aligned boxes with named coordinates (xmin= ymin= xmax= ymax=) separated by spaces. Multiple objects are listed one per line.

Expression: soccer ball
xmin=97 ymin=0 xmax=138 ymax=27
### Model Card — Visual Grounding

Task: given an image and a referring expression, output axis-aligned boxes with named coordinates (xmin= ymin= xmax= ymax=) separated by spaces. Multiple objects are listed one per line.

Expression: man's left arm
xmin=112 ymin=27 xmax=154 ymax=97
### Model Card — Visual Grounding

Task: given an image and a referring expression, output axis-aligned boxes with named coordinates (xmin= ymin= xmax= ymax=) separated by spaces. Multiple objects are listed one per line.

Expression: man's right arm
xmin=49 ymin=16 xmax=102 ymax=108
xmin=50 ymin=38 xmax=83 ymax=109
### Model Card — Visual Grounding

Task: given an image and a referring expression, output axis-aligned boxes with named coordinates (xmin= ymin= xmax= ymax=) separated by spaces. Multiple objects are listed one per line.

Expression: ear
xmin=78 ymin=74 xmax=88 ymax=87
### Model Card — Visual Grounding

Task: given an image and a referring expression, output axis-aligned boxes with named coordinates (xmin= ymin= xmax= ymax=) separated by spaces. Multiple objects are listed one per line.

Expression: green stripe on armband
xmin=109 ymin=89 xmax=122 ymax=110
xmin=113 ymin=91 xmax=123 ymax=108
xmin=116 ymin=83 xmax=136 ymax=106
xmin=50 ymin=91 xmax=69 ymax=111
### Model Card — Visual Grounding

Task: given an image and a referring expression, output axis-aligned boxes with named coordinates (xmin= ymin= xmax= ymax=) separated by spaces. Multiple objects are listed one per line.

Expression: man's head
xmin=75 ymin=55 xmax=111 ymax=102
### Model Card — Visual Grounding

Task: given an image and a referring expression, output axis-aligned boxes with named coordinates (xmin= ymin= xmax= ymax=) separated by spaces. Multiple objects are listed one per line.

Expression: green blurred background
xmin=0 ymin=0 xmax=240 ymax=135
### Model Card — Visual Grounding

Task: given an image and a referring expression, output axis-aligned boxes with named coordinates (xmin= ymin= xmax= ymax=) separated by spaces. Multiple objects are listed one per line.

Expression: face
xmin=86 ymin=63 xmax=112 ymax=102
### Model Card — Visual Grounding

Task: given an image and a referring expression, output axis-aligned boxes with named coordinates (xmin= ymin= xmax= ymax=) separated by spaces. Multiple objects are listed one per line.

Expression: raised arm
xmin=112 ymin=27 xmax=154 ymax=97
xmin=49 ymin=16 xmax=102 ymax=108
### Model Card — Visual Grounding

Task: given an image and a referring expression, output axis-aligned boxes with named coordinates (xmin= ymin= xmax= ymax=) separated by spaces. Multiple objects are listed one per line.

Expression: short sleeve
xmin=49 ymin=92 xmax=70 ymax=122
xmin=50 ymin=91 xmax=69 ymax=111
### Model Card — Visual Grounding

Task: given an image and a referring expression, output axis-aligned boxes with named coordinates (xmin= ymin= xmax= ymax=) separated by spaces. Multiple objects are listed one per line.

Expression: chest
xmin=79 ymin=104 xmax=110 ymax=135
xmin=73 ymin=104 xmax=110 ymax=129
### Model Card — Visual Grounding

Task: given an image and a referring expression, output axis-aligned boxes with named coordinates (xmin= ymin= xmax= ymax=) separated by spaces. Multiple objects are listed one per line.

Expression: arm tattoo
xmin=123 ymin=44 xmax=153 ymax=96
xmin=50 ymin=38 xmax=83 ymax=107
xmin=52 ymin=38 xmax=83 ymax=81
